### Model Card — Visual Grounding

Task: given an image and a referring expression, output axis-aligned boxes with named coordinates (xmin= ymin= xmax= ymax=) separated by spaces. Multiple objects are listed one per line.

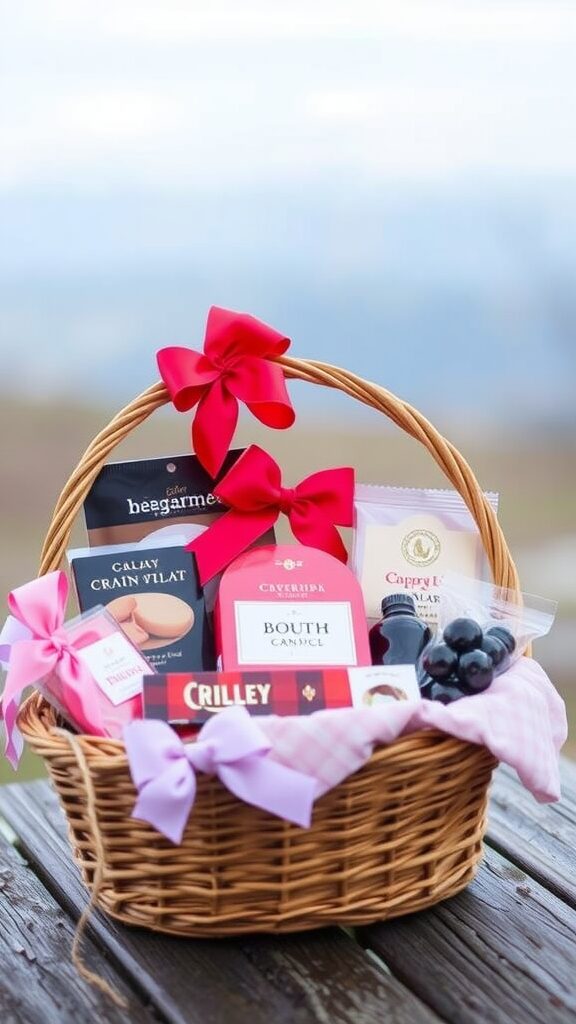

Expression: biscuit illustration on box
xmin=106 ymin=593 xmax=195 ymax=649
xmin=120 ymin=619 xmax=150 ymax=647
xmin=106 ymin=595 xmax=137 ymax=623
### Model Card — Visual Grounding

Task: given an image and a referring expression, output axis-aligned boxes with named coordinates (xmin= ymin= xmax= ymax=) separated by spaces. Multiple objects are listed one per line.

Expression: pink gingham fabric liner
xmin=257 ymin=658 xmax=567 ymax=803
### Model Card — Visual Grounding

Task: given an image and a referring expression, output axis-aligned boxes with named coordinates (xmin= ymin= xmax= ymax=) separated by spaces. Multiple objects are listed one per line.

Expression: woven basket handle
xmin=38 ymin=357 xmax=520 ymax=595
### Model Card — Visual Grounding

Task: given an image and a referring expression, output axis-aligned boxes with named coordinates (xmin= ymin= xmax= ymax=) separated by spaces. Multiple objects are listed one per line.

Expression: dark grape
xmin=443 ymin=617 xmax=483 ymax=654
xmin=486 ymin=625 xmax=516 ymax=654
xmin=428 ymin=680 xmax=466 ymax=704
xmin=422 ymin=643 xmax=459 ymax=680
xmin=457 ymin=650 xmax=494 ymax=693
xmin=480 ymin=634 xmax=510 ymax=672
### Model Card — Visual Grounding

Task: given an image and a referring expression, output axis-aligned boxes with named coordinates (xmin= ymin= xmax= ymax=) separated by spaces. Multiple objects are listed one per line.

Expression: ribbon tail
xmin=57 ymin=651 xmax=107 ymax=737
xmin=1 ymin=642 xmax=56 ymax=768
xmin=219 ymin=756 xmax=318 ymax=828
xmin=192 ymin=381 xmax=239 ymax=478
xmin=2 ymin=690 xmax=24 ymax=770
xmin=245 ymin=395 xmax=295 ymax=430
xmin=187 ymin=507 xmax=277 ymax=584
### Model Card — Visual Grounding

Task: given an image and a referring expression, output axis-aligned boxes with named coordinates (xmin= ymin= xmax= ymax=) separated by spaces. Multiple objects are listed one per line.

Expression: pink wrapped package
xmin=0 ymin=571 xmax=150 ymax=767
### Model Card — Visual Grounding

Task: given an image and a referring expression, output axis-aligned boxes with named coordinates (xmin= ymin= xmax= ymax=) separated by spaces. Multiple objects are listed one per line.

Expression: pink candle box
xmin=215 ymin=544 xmax=371 ymax=671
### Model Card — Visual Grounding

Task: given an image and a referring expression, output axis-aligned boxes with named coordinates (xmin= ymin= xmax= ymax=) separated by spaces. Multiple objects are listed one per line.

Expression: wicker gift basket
xmin=18 ymin=355 xmax=515 ymax=937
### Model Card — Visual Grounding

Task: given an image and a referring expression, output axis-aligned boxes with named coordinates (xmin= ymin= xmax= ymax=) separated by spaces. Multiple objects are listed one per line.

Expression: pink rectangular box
xmin=38 ymin=606 xmax=149 ymax=738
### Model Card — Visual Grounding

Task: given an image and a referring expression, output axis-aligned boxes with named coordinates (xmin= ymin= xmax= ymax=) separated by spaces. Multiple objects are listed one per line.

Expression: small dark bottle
xmin=369 ymin=593 xmax=432 ymax=665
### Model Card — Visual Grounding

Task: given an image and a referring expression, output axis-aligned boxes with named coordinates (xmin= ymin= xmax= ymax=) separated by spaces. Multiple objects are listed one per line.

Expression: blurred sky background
xmin=1 ymin=0 xmax=576 ymax=429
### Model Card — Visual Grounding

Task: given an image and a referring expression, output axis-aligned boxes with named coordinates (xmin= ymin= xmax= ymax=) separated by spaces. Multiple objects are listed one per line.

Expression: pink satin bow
xmin=157 ymin=306 xmax=295 ymax=478
xmin=124 ymin=706 xmax=318 ymax=843
xmin=1 ymin=572 xmax=105 ymax=767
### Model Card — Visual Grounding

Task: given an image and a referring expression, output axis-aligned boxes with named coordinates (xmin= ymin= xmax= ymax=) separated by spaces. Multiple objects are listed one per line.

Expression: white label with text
xmin=76 ymin=632 xmax=149 ymax=705
xmin=234 ymin=600 xmax=357 ymax=665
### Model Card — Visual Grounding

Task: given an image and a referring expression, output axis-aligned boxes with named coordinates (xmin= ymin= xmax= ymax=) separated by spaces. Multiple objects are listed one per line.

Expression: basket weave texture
xmin=20 ymin=356 xmax=512 ymax=935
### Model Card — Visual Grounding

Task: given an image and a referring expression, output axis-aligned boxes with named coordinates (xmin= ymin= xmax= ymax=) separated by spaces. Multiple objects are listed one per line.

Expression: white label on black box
xmin=234 ymin=601 xmax=357 ymax=666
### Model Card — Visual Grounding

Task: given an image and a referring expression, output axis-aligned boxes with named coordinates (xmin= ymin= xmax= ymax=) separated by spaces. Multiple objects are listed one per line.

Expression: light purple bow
xmin=123 ymin=706 xmax=319 ymax=843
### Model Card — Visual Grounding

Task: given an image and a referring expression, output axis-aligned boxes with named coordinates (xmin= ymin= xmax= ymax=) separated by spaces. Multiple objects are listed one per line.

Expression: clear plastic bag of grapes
xmin=418 ymin=571 xmax=557 ymax=704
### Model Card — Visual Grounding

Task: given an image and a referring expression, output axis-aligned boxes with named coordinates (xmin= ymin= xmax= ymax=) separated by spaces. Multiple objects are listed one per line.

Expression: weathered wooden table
xmin=0 ymin=759 xmax=575 ymax=1024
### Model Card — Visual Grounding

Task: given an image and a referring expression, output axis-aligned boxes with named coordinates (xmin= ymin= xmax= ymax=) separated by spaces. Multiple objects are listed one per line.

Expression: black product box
xmin=70 ymin=544 xmax=215 ymax=673
xmin=83 ymin=449 xmax=245 ymax=547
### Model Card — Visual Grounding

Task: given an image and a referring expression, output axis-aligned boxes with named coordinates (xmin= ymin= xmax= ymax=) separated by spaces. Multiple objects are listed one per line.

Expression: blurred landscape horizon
xmin=2 ymin=181 xmax=575 ymax=430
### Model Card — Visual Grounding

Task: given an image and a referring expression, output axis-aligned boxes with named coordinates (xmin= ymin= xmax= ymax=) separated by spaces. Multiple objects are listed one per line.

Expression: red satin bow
xmin=157 ymin=306 xmax=295 ymax=477
xmin=187 ymin=445 xmax=354 ymax=584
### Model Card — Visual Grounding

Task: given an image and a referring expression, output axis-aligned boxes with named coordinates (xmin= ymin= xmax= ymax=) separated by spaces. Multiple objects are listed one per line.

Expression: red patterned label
xmin=143 ymin=669 xmax=353 ymax=724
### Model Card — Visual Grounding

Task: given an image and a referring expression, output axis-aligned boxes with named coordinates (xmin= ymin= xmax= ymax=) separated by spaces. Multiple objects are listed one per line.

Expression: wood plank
xmin=360 ymin=844 xmax=576 ymax=1024
xmin=485 ymin=760 xmax=576 ymax=909
xmin=0 ymin=829 xmax=162 ymax=1024
xmin=0 ymin=780 xmax=442 ymax=1024
xmin=557 ymin=755 xmax=576 ymax=792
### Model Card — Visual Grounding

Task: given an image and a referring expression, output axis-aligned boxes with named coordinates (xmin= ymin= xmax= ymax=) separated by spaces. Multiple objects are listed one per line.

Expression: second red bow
xmin=186 ymin=446 xmax=355 ymax=584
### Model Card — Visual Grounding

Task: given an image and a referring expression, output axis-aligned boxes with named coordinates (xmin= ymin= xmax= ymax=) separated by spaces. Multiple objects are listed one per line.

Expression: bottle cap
xmin=381 ymin=593 xmax=417 ymax=616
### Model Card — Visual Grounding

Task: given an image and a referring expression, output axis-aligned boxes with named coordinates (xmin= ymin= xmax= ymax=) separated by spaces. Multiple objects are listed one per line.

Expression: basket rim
xmin=18 ymin=689 xmax=499 ymax=772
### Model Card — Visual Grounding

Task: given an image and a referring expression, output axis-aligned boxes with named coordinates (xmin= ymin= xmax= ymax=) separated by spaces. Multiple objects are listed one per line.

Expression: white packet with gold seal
xmin=352 ymin=485 xmax=499 ymax=627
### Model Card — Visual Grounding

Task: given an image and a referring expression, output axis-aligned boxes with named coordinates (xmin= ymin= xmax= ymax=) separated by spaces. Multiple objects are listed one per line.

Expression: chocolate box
xmin=215 ymin=544 xmax=371 ymax=671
